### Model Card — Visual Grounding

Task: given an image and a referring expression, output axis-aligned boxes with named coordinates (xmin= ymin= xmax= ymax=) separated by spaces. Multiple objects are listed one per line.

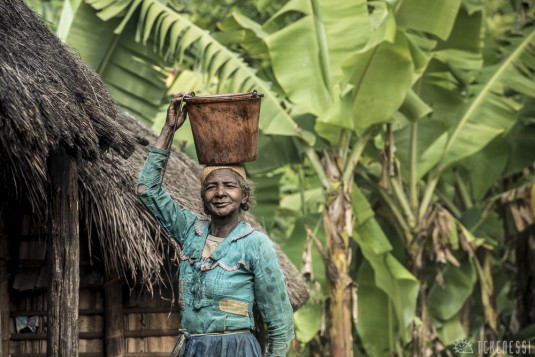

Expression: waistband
xmin=178 ymin=328 xmax=250 ymax=337
xmin=171 ymin=329 xmax=251 ymax=357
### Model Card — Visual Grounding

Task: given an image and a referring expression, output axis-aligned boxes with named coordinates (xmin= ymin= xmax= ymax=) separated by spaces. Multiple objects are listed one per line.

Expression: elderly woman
xmin=137 ymin=93 xmax=294 ymax=357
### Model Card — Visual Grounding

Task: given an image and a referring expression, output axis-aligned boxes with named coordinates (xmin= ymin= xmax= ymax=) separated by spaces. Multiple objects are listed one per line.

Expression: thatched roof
xmin=0 ymin=0 xmax=135 ymax=217
xmin=0 ymin=0 xmax=308 ymax=309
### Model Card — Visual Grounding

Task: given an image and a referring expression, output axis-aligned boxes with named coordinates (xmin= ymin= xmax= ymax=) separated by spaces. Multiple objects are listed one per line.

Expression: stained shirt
xmin=137 ymin=148 xmax=295 ymax=357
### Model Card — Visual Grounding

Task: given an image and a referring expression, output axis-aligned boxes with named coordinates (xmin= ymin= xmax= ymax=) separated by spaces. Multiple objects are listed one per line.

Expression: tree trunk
xmin=0 ymin=215 xmax=9 ymax=357
xmin=412 ymin=285 xmax=431 ymax=357
xmin=47 ymin=146 xmax=80 ymax=357
xmin=407 ymin=239 xmax=433 ymax=357
xmin=515 ymin=227 xmax=535 ymax=328
xmin=324 ymin=154 xmax=354 ymax=357
xmin=104 ymin=275 xmax=124 ymax=357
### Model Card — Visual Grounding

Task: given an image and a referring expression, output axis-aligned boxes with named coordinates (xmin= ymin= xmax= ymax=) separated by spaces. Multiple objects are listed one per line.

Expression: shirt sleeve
xmin=137 ymin=147 xmax=198 ymax=246
xmin=252 ymin=237 xmax=295 ymax=357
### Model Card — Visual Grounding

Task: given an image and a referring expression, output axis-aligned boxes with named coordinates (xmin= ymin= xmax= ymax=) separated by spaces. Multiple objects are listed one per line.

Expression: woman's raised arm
xmin=137 ymin=92 xmax=197 ymax=246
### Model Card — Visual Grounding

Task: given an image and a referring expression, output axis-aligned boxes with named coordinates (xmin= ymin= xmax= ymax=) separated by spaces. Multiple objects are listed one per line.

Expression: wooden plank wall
xmin=9 ymin=213 xmax=106 ymax=357
xmin=8 ymin=212 xmax=181 ymax=357
xmin=10 ymin=289 xmax=106 ymax=357
xmin=1 ymin=214 xmax=11 ymax=357
xmin=124 ymin=286 xmax=179 ymax=357
xmin=79 ymin=288 xmax=104 ymax=354
xmin=9 ymin=214 xmax=48 ymax=356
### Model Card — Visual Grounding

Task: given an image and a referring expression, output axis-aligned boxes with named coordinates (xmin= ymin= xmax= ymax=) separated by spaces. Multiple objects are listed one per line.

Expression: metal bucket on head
xmin=184 ymin=91 xmax=263 ymax=165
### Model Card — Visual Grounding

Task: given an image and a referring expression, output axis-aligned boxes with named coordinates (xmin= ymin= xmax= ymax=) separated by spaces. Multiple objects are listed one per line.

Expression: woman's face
xmin=202 ymin=169 xmax=248 ymax=218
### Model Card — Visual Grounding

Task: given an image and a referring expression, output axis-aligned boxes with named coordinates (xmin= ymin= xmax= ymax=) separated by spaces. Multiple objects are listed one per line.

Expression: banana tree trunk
xmin=323 ymin=154 xmax=354 ymax=357
xmin=516 ymin=229 xmax=535 ymax=328
xmin=407 ymin=237 xmax=432 ymax=357
xmin=413 ymin=285 xmax=432 ymax=356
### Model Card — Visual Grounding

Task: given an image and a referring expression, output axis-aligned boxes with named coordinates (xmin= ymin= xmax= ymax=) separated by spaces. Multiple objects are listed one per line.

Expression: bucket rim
xmin=184 ymin=91 xmax=264 ymax=104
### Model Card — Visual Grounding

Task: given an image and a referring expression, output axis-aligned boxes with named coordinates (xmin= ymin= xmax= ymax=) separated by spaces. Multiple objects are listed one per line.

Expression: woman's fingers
xmin=166 ymin=92 xmax=193 ymax=129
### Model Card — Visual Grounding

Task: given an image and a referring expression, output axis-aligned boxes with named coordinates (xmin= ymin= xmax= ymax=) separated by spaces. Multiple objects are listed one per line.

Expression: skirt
xmin=171 ymin=330 xmax=262 ymax=357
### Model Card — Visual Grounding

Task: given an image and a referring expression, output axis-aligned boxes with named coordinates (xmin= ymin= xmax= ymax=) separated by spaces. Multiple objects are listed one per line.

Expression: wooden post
xmin=46 ymin=146 xmax=80 ymax=357
xmin=104 ymin=275 xmax=124 ymax=357
xmin=0 ymin=215 xmax=10 ymax=357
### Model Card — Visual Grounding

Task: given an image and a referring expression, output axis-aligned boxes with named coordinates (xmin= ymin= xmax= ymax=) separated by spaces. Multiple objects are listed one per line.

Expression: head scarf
xmin=199 ymin=165 xmax=246 ymax=184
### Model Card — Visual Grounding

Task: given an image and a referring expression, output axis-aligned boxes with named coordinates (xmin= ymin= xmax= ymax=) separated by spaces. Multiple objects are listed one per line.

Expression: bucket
xmin=184 ymin=91 xmax=263 ymax=165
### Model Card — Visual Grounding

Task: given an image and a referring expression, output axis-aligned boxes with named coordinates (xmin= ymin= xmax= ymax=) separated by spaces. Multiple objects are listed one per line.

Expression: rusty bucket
xmin=184 ymin=91 xmax=263 ymax=165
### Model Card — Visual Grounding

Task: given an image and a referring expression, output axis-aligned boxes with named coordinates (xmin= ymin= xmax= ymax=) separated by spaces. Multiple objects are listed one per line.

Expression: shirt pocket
xmin=210 ymin=258 xmax=254 ymax=300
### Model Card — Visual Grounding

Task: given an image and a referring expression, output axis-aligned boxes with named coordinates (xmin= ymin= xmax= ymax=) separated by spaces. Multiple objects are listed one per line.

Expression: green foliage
xmin=293 ymin=297 xmax=323 ymax=344
xmin=418 ymin=28 xmax=535 ymax=178
xmin=357 ymin=262 xmax=398 ymax=356
xmin=177 ymin=0 xmax=286 ymax=31
xmin=396 ymin=0 xmax=461 ymax=41
xmin=353 ymin=186 xmax=420 ymax=351
xmin=24 ymin=0 xmax=64 ymax=31
xmin=428 ymin=260 xmax=477 ymax=321
xmin=64 ymin=2 xmax=168 ymax=123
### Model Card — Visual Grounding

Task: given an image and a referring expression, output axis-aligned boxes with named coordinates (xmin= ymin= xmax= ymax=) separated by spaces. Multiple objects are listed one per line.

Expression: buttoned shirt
xmin=137 ymin=148 xmax=294 ymax=357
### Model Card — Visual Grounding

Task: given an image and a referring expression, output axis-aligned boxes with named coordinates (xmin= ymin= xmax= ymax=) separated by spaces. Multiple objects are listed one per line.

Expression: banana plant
xmin=24 ymin=0 xmax=64 ymax=30
xmin=361 ymin=0 xmax=535 ymax=354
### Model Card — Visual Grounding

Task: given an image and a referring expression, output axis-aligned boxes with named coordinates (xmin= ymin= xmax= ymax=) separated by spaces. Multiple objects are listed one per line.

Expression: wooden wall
xmin=5 ymin=212 xmax=180 ymax=357
xmin=9 ymin=214 xmax=48 ymax=357
xmin=124 ymin=287 xmax=179 ymax=356
xmin=1 ymin=214 xmax=11 ymax=357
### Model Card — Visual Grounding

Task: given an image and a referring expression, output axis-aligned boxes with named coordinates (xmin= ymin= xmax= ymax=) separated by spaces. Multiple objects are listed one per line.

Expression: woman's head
xmin=200 ymin=166 xmax=255 ymax=216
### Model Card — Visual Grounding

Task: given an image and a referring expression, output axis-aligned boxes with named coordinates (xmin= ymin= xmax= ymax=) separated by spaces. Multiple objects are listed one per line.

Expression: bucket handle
xmin=182 ymin=90 xmax=262 ymax=102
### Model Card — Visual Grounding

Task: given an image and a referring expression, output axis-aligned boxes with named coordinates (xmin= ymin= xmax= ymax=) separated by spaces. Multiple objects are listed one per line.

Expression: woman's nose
xmin=215 ymin=185 xmax=225 ymax=196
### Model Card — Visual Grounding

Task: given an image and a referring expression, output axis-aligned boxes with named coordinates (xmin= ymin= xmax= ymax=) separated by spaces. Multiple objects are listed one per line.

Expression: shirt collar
xmin=184 ymin=220 xmax=254 ymax=260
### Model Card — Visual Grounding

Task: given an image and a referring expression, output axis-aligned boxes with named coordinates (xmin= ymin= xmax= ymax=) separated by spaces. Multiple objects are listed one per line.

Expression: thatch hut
xmin=0 ymin=0 xmax=308 ymax=356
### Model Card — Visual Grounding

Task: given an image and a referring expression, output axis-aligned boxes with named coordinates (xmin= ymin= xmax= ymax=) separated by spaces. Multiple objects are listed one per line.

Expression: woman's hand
xmin=154 ymin=92 xmax=193 ymax=150
xmin=166 ymin=92 xmax=193 ymax=131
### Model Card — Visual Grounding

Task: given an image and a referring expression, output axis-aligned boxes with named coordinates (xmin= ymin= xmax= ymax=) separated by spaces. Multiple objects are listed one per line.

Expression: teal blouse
xmin=137 ymin=148 xmax=294 ymax=357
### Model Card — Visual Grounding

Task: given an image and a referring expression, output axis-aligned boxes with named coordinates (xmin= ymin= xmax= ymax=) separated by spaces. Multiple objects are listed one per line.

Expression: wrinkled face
xmin=202 ymin=169 xmax=248 ymax=218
